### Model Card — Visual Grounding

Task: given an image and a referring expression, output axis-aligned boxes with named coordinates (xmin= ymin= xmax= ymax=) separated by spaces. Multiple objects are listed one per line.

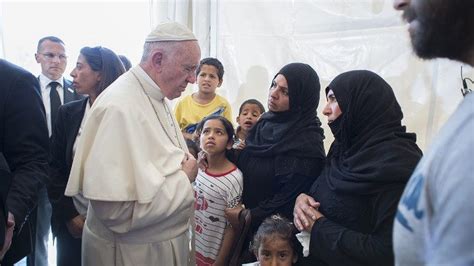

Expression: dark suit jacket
xmin=38 ymin=76 xmax=83 ymax=108
xmin=48 ymin=98 xmax=88 ymax=236
xmin=0 ymin=59 xmax=49 ymax=263
xmin=62 ymin=78 xmax=83 ymax=106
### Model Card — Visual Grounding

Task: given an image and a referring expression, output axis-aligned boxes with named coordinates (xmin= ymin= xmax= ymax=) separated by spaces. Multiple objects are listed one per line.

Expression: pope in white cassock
xmin=65 ymin=22 xmax=201 ymax=265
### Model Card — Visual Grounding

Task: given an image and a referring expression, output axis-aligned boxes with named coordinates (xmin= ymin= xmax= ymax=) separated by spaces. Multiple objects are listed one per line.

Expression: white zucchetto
xmin=145 ymin=21 xmax=197 ymax=42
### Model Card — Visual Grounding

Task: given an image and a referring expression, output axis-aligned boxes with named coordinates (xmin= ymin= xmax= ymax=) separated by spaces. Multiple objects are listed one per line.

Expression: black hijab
xmin=244 ymin=63 xmax=325 ymax=176
xmin=323 ymin=70 xmax=422 ymax=195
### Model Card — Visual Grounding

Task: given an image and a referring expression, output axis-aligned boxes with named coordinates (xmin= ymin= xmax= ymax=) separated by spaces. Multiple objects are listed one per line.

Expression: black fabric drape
xmin=298 ymin=70 xmax=423 ymax=266
xmin=237 ymin=63 xmax=326 ymax=263
xmin=322 ymin=70 xmax=422 ymax=195
xmin=244 ymin=63 xmax=325 ymax=177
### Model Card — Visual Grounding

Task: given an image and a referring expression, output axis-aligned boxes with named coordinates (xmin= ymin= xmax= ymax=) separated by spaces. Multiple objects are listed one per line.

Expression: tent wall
xmin=216 ymin=1 xmax=473 ymax=151
xmin=151 ymin=0 xmax=471 ymax=151
xmin=1 ymin=0 xmax=471 ymax=152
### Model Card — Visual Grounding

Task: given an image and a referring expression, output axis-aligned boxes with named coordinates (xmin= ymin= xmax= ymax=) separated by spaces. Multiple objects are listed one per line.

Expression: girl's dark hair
xmin=250 ymin=214 xmax=299 ymax=257
xmin=239 ymin=99 xmax=266 ymax=114
xmin=196 ymin=57 xmax=224 ymax=81
xmin=197 ymin=115 xmax=235 ymax=158
xmin=80 ymin=46 xmax=126 ymax=95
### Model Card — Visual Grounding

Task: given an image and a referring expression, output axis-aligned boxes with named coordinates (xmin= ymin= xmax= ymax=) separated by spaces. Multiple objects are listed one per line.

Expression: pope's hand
xmin=182 ymin=152 xmax=198 ymax=182
xmin=197 ymin=151 xmax=208 ymax=171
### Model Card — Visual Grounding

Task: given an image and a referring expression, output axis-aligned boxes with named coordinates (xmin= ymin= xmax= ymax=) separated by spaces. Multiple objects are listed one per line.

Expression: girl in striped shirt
xmin=194 ymin=115 xmax=243 ymax=266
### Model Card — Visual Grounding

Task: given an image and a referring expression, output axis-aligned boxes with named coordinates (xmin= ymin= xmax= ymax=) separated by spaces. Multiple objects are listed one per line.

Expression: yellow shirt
xmin=174 ymin=94 xmax=233 ymax=132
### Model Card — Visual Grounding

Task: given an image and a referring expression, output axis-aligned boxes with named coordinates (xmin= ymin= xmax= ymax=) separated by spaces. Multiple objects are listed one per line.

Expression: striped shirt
xmin=194 ymin=166 xmax=243 ymax=265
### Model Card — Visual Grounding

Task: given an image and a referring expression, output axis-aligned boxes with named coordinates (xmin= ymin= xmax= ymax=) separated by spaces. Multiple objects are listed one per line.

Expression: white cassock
xmin=65 ymin=65 xmax=194 ymax=266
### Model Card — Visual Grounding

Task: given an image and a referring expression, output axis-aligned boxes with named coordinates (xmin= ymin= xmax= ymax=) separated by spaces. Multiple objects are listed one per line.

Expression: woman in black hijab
xmin=293 ymin=70 xmax=422 ymax=266
xmin=225 ymin=63 xmax=326 ymax=263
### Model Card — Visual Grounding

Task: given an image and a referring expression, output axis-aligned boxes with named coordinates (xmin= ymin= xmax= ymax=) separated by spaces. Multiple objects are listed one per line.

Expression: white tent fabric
xmin=152 ymin=0 xmax=472 ymax=151
xmin=0 ymin=0 xmax=470 ymax=151
xmin=0 ymin=3 xmax=5 ymax=58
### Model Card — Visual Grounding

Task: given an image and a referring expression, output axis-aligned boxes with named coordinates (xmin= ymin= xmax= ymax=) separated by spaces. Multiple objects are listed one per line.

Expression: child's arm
xmin=213 ymin=225 xmax=236 ymax=266
xmin=214 ymin=167 xmax=243 ymax=265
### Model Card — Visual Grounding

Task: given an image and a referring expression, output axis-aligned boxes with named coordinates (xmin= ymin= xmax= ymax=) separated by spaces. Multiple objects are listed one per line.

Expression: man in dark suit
xmin=0 ymin=59 xmax=49 ymax=265
xmin=31 ymin=36 xmax=82 ymax=266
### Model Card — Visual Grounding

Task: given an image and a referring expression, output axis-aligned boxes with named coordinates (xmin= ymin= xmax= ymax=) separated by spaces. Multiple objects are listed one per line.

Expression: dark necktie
xmin=49 ymin=81 xmax=61 ymax=131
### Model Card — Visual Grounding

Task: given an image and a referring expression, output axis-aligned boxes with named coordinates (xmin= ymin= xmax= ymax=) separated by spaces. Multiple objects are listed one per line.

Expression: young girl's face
xmin=236 ymin=103 xmax=262 ymax=132
xmin=199 ymin=119 xmax=231 ymax=155
xmin=256 ymin=235 xmax=296 ymax=266
xmin=197 ymin=64 xmax=222 ymax=94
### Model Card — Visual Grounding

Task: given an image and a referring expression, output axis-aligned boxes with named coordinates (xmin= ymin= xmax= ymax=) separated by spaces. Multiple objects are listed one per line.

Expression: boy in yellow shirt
xmin=174 ymin=57 xmax=233 ymax=140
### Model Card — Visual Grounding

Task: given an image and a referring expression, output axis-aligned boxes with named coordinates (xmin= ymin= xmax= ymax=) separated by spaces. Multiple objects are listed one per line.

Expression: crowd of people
xmin=0 ymin=0 xmax=473 ymax=265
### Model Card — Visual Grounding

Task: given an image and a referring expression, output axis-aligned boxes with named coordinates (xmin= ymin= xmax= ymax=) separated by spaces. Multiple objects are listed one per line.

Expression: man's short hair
xmin=37 ymin=36 xmax=65 ymax=52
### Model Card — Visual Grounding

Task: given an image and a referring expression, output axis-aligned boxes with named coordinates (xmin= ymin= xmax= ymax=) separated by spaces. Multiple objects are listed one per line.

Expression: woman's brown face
xmin=268 ymin=74 xmax=290 ymax=112
xmin=322 ymin=89 xmax=342 ymax=124
xmin=70 ymin=54 xmax=100 ymax=97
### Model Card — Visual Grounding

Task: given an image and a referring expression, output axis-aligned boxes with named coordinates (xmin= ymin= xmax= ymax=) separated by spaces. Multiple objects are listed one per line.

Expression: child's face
xmin=236 ymin=103 xmax=262 ymax=132
xmin=197 ymin=64 xmax=222 ymax=94
xmin=199 ymin=119 xmax=231 ymax=155
xmin=256 ymin=235 xmax=296 ymax=266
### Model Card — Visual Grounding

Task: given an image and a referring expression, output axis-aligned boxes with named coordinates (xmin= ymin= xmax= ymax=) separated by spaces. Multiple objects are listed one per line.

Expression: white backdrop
xmin=0 ymin=1 xmax=150 ymax=81
xmin=158 ymin=0 xmax=471 ymax=151
xmin=1 ymin=0 xmax=471 ymax=152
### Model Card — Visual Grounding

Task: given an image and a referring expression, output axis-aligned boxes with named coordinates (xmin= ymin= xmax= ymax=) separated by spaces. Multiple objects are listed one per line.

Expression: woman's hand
xmin=182 ymin=152 xmax=198 ymax=182
xmin=224 ymin=204 xmax=244 ymax=229
xmin=300 ymin=208 xmax=324 ymax=232
xmin=293 ymin=193 xmax=323 ymax=232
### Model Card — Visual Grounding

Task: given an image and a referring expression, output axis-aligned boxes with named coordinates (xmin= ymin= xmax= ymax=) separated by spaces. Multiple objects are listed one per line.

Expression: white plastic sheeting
xmin=0 ymin=0 xmax=471 ymax=151
xmin=0 ymin=1 xmax=150 ymax=77
xmin=210 ymin=0 xmax=472 ymax=151
xmin=0 ymin=0 xmax=463 ymax=152
xmin=0 ymin=3 xmax=4 ymax=57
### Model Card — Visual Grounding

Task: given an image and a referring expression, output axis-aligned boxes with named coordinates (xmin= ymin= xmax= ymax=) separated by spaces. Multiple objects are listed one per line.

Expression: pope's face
xmin=159 ymin=41 xmax=201 ymax=100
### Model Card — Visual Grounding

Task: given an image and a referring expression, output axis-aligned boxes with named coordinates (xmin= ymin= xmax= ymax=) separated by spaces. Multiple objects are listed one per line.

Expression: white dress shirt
xmin=39 ymin=73 xmax=64 ymax=136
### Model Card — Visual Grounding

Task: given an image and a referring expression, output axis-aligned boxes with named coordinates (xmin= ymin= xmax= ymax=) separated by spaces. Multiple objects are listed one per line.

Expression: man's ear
xmin=217 ymin=78 xmax=223 ymax=87
xmin=151 ymin=51 xmax=164 ymax=72
xmin=35 ymin=53 xmax=40 ymax=63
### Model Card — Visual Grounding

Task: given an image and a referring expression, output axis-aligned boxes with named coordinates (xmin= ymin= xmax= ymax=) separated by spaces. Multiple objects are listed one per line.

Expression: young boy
xmin=233 ymin=99 xmax=265 ymax=149
xmin=174 ymin=57 xmax=233 ymax=140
